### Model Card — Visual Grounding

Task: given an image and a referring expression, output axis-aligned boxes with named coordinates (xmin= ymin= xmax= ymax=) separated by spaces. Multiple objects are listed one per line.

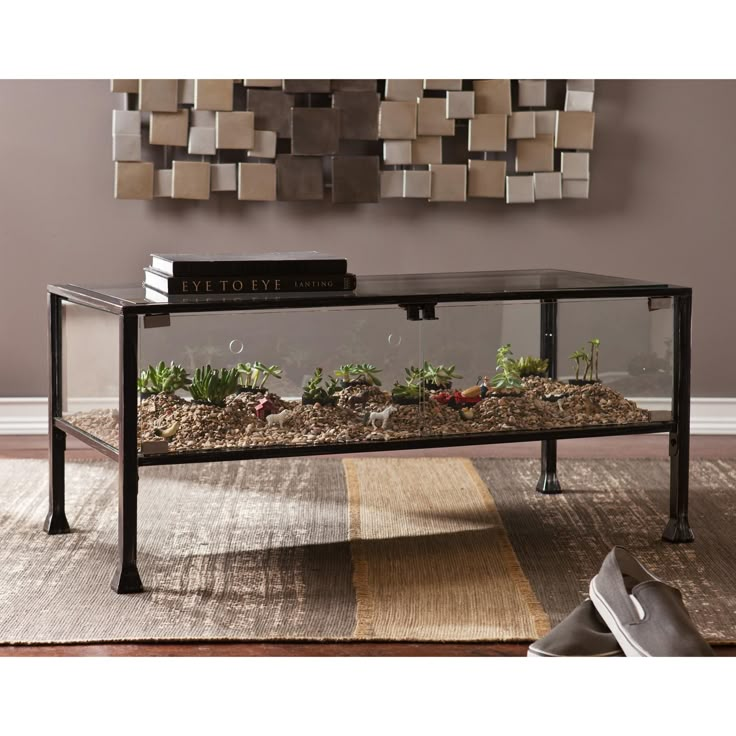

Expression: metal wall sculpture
xmin=111 ymin=79 xmax=594 ymax=204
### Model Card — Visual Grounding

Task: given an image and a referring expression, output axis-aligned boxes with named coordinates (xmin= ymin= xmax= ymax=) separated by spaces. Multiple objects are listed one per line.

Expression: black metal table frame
xmin=45 ymin=278 xmax=694 ymax=594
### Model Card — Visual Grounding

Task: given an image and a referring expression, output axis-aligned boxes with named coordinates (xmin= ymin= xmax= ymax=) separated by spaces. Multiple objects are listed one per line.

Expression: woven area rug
xmin=1 ymin=457 xmax=735 ymax=644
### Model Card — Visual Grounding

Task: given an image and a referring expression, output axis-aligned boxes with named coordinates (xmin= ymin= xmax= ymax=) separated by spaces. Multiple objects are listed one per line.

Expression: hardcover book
xmin=149 ymin=251 xmax=347 ymax=277
xmin=144 ymin=268 xmax=357 ymax=295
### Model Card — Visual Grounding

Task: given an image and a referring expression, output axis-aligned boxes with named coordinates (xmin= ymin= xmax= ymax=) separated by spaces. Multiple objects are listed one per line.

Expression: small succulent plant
xmin=407 ymin=362 xmax=462 ymax=390
xmin=570 ymin=339 xmax=600 ymax=381
xmin=335 ymin=363 xmax=383 ymax=386
xmin=237 ymin=361 xmax=282 ymax=390
xmin=390 ymin=381 xmax=426 ymax=403
xmin=513 ymin=356 xmax=550 ymax=378
xmin=189 ymin=365 xmax=240 ymax=406
xmin=570 ymin=348 xmax=589 ymax=381
xmin=302 ymin=367 xmax=340 ymax=405
xmin=589 ymin=338 xmax=601 ymax=381
xmin=391 ymin=364 xmax=429 ymax=404
xmin=490 ymin=344 xmax=524 ymax=392
xmin=335 ymin=364 xmax=354 ymax=380
xmin=137 ymin=361 xmax=190 ymax=395
xmin=404 ymin=365 xmax=425 ymax=386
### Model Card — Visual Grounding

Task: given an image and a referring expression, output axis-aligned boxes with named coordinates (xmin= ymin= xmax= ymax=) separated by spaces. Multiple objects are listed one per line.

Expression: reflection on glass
xmin=61 ymin=303 xmax=120 ymax=449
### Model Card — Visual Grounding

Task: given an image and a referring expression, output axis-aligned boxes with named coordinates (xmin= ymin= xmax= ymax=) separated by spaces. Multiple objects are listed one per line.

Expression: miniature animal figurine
xmin=479 ymin=376 xmax=491 ymax=399
xmin=461 ymin=384 xmax=482 ymax=399
xmin=266 ymin=409 xmax=293 ymax=428
xmin=154 ymin=421 xmax=179 ymax=439
xmin=367 ymin=405 xmax=397 ymax=430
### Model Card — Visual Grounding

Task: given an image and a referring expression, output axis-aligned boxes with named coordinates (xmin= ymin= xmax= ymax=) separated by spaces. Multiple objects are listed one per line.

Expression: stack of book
xmin=143 ymin=251 xmax=356 ymax=297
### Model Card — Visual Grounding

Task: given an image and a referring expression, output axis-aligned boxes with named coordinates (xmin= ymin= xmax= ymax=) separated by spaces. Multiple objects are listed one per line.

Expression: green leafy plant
xmin=334 ymin=364 xmax=356 ymax=382
xmin=189 ymin=365 xmax=240 ymax=405
xmin=236 ymin=361 xmax=283 ymax=390
xmin=589 ymin=338 xmax=600 ymax=381
xmin=236 ymin=361 xmax=254 ymax=388
xmin=391 ymin=364 xmax=428 ymax=403
xmin=354 ymin=363 xmax=382 ymax=386
xmin=512 ymin=356 xmax=550 ymax=378
xmin=425 ymin=362 xmax=461 ymax=389
xmin=570 ymin=339 xmax=601 ymax=381
xmin=403 ymin=362 xmax=462 ymax=390
xmin=335 ymin=363 xmax=383 ymax=386
xmin=490 ymin=344 xmax=524 ymax=392
xmin=259 ymin=364 xmax=283 ymax=389
xmin=390 ymin=381 xmax=426 ymax=403
xmin=404 ymin=365 xmax=425 ymax=385
xmin=302 ymin=367 xmax=340 ymax=405
xmin=137 ymin=361 xmax=190 ymax=395
xmin=570 ymin=348 xmax=590 ymax=381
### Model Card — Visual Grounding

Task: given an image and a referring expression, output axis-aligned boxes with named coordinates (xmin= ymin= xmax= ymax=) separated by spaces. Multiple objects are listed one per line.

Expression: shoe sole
xmin=589 ymin=576 xmax=650 ymax=657
xmin=526 ymin=645 xmax=622 ymax=657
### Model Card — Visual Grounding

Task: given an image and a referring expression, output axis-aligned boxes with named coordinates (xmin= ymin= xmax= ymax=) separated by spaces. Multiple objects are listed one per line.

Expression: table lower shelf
xmin=54 ymin=416 xmax=676 ymax=466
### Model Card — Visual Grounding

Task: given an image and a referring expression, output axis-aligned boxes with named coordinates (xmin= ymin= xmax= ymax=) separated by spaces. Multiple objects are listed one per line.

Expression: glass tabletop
xmin=61 ymin=270 xmax=673 ymax=304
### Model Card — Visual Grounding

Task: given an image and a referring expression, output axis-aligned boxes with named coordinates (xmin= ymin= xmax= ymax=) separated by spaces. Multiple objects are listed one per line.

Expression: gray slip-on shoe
xmin=528 ymin=599 xmax=623 ymax=657
xmin=589 ymin=546 xmax=713 ymax=657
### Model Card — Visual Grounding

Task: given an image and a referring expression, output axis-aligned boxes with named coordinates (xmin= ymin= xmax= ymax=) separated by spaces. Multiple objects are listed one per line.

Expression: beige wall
xmin=0 ymin=79 xmax=734 ymax=397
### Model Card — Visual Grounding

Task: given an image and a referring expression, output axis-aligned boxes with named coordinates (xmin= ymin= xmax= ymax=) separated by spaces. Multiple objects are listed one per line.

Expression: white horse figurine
xmin=367 ymin=405 xmax=397 ymax=430
xmin=266 ymin=409 xmax=293 ymax=428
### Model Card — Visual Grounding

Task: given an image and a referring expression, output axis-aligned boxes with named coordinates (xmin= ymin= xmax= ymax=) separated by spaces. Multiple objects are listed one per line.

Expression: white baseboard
xmin=629 ymin=397 xmax=736 ymax=435
xmin=0 ymin=398 xmax=117 ymax=435
xmin=1 ymin=397 xmax=735 ymax=436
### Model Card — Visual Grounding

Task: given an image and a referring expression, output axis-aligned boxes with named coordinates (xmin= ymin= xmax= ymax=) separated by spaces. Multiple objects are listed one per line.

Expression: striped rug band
xmin=344 ymin=457 xmax=549 ymax=641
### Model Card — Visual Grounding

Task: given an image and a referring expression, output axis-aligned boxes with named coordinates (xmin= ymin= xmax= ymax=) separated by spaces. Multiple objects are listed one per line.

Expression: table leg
xmin=536 ymin=298 xmax=561 ymax=494
xmin=663 ymin=292 xmax=694 ymax=543
xmin=111 ymin=312 xmax=144 ymax=592
xmin=45 ymin=293 xmax=70 ymax=534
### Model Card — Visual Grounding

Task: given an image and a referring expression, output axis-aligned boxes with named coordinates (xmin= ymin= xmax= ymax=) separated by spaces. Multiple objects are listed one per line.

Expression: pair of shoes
xmin=528 ymin=546 xmax=713 ymax=657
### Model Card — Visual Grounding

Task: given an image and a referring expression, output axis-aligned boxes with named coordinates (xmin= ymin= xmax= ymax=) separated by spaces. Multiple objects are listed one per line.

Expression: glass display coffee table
xmin=46 ymin=270 xmax=694 ymax=593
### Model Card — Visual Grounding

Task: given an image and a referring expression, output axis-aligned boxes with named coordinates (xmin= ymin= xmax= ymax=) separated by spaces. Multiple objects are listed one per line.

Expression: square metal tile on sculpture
xmin=149 ymin=110 xmax=189 ymax=147
xmin=379 ymin=100 xmax=418 ymax=140
xmin=468 ymin=160 xmax=506 ymax=198
xmin=331 ymin=156 xmax=380 ymax=203
xmin=114 ymin=161 xmax=154 ymax=199
xmin=238 ymin=162 xmax=277 ymax=201
xmin=194 ymin=80 xmax=234 ymax=111
xmin=468 ymin=114 xmax=507 ymax=152
xmin=332 ymin=91 xmax=379 ymax=140
xmin=403 ymin=170 xmax=432 ymax=199
xmin=172 ymin=161 xmax=211 ymax=200
xmin=247 ymin=89 xmax=295 ymax=138
xmin=216 ymin=111 xmax=255 ymax=150
xmin=276 ymin=155 xmax=324 ymax=200
xmin=291 ymin=107 xmax=340 ymax=155
xmin=417 ymin=98 xmax=455 ymax=137
xmin=429 ymin=164 xmax=467 ymax=202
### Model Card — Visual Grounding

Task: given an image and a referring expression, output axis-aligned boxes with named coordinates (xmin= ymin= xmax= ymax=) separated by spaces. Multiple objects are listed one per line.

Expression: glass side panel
xmin=418 ymin=298 xmax=672 ymax=439
xmin=137 ymin=305 xmax=420 ymax=454
xmin=61 ymin=303 xmax=119 ymax=449
xmin=558 ymin=298 xmax=673 ymax=412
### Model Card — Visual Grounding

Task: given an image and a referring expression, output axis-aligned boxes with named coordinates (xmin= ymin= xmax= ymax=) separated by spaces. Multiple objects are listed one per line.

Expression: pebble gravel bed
xmin=64 ymin=377 xmax=651 ymax=453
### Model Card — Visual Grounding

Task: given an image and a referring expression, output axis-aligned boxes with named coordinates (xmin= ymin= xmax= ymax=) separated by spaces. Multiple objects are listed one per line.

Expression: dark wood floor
xmin=4 ymin=434 xmax=735 ymax=657
xmin=4 ymin=433 xmax=736 ymax=460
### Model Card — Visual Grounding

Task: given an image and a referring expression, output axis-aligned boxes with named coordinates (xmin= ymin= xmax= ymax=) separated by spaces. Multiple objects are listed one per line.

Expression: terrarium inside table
xmin=46 ymin=270 xmax=694 ymax=593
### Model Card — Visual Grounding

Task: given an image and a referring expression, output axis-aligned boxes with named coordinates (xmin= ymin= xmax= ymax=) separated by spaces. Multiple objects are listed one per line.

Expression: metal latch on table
xmin=399 ymin=303 xmax=438 ymax=321
xmin=143 ymin=314 xmax=171 ymax=328
xmin=648 ymin=297 xmax=672 ymax=312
